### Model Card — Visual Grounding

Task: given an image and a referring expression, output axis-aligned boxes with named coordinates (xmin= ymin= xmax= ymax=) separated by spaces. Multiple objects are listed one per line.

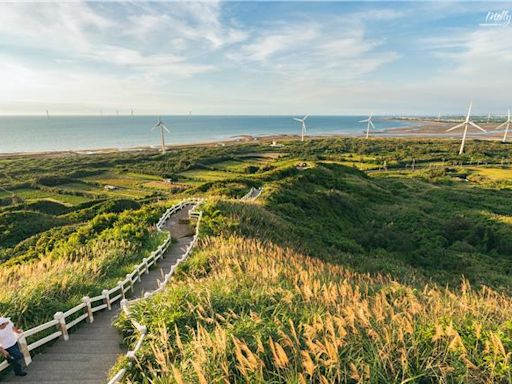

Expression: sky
xmin=1 ymin=1 xmax=512 ymax=116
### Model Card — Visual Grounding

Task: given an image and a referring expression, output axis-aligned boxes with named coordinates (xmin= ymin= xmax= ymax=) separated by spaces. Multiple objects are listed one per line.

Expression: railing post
xmin=126 ymin=274 xmax=134 ymax=292
xmin=118 ymin=281 xmax=126 ymax=299
xmin=83 ymin=296 xmax=94 ymax=323
xmin=143 ymin=258 xmax=149 ymax=274
xmin=54 ymin=312 xmax=69 ymax=341
xmin=17 ymin=335 xmax=32 ymax=365
xmin=102 ymin=289 xmax=111 ymax=310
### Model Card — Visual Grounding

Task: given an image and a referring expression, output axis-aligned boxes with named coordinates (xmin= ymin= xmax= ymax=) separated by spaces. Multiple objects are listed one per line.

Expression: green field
xmin=3 ymin=137 xmax=512 ymax=382
xmin=12 ymin=188 xmax=91 ymax=205
xmin=179 ymin=168 xmax=236 ymax=181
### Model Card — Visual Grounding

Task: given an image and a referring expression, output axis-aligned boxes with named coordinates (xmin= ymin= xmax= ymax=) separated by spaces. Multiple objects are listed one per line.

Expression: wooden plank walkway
xmin=3 ymin=205 xmax=195 ymax=383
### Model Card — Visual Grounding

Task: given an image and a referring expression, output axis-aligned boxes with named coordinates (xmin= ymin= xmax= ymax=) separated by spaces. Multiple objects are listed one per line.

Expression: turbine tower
xmin=359 ymin=114 xmax=375 ymax=139
xmin=446 ymin=102 xmax=487 ymax=155
xmin=151 ymin=117 xmax=170 ymax=154
xmin=46 ymin=110 xmax=49 ymax=120
xmin=496 ymin=109 xmax=512 ymax=143
xmin=293 ymin=115 xmax=309 ymax=142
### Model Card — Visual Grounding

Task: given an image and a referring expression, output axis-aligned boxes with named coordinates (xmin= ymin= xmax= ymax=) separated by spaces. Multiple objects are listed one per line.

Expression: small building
xmin=104 ymin=185 xmax=117 ymax=191
xmin=270 ymin=139 xmax=284 ymax=147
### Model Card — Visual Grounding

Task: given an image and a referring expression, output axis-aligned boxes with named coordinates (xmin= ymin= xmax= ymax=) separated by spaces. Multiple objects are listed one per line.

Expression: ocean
xmin=0 ymin=115 xmax=413 ymax=154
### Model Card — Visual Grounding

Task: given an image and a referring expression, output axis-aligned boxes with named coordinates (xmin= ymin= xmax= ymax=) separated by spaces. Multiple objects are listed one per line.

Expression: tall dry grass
xmin=0 ymin=207 xmax=166 ymax=329
xmin=117 ymin=235 xmax=512 ymax=383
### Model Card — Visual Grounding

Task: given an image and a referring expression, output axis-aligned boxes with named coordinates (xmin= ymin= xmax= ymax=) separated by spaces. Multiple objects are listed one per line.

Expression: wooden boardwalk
xmin=3 ymin=205 xmax=195 ymax=384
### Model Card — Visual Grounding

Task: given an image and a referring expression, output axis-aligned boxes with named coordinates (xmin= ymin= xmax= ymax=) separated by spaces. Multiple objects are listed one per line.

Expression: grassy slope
xmin=0 ymin=204 xmax=168 ymax=330
xmin=3 ymin=138 xmax=512 ymax=381
xmin=0 ymin=144 xmax=268 ymax=329
xmin=115 ymin=163 xmax=512 ymax=383
xmin=214 ymin=163 xmax=512 ymax=290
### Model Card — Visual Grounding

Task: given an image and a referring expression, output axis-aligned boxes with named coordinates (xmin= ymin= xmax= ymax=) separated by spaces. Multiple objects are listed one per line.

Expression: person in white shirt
xmin=0 ymin=317 xmax=27 ymax=377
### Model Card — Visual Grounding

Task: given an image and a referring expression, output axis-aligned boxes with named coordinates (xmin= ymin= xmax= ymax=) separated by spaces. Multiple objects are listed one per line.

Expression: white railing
xmin=107 ymin=201 xmax=203 ymax=384
xmin=241 ymin=187 xmax=263 ymax=201
xmin=0 ymin=198 xmax=202 ymax=375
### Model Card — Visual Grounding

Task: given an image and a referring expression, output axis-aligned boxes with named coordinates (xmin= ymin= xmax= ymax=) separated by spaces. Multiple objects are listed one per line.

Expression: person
xmin=0 ymin=317 xmax=27 ymax=376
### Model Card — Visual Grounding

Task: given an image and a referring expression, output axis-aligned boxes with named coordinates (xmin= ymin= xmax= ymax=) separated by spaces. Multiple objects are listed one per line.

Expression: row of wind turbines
xmin=149 ymin=103 xmax=512 ymax=155
xmin=293 ymin=102 xmax=512 ymax=155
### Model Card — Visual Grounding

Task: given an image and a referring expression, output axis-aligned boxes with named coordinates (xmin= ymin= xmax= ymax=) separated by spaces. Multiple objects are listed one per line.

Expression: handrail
xmin=108 ymin=200 xmax=204 ymax=384
xmin=241 ymin=187 xmax=263 ymax=201
xmin=0 ymin=199 xmax=202 ymax=375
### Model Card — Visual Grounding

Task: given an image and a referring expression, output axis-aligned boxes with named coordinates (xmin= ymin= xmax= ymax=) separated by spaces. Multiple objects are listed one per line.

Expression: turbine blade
xmin=495 ymin=122 xmax=507 ymax=130
xmin=358 ymin=119 xmax=368 ymax=123
xmin=303 ymin=114 xmax=310 ymax=120
xmin=162 ymin=125 xmax=170 ymax=133
xmin=446 ymin=122 xmax=465 ymax=132
xmin=467 ymin=101 xmax=473 ymax=120
xmin=469 ymin=121 xmax=487 ymax=132
xmin=293 ymin=118 xmax=302 ymax=122
xmin=370 ymin=121 xmax=376 ymax=129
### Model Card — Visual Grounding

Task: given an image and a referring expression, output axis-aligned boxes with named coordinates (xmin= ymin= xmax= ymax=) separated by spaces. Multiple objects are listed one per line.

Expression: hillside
xmin=203 ymin=162 xmax=512 ymax=290
xmin=115 ymin=162 xmax=512 ymax=383
xmin=2 ymin=138 xmax=512 ymax=382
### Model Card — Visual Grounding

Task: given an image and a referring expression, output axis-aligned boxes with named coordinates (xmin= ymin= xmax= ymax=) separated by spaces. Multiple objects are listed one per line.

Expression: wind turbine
xmin=293 ymin=114 xmax=309 ymax=142
xmin=496 ymin=109 xmax=512 ymax=143
xmin=446 ymin=102 xmax=487 ymax=154
xmin=151 ymin=117 xmax=170 ymax=154
xmin=359 ymin=114 xmax=375 ymax=139
xmin=46 ymin=110 xmax=49 ymax=120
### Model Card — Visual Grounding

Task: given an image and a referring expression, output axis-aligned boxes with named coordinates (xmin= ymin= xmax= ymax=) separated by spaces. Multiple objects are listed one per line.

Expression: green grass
xmin=124 ymin=172 xmax=163 ymax=181
xmin=470 ymin=167 xmax=512 ymax=179
xmin=179 ymin=169 xmax=236 ymax=181
xmin=0 ymin=203 xmax=168 ymax=329
xmin=13 ymin=189 xmax=91 ymax=205
xmin=115 ymin=164 xmax=512 ymax=382
xmin=211 ymin=158 xmax=271 ymax=172
xmin=83 ymin=172 xmax=149 ymax=187
xmin=4 ymin=137 xmax=512 ymax=382
xmin=58 ymin=181 xmax=99 ymax=192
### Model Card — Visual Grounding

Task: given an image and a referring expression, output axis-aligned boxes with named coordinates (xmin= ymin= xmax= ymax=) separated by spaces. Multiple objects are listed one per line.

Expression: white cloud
xmin=0 ymin=1 xmax=240 ymax=77
xmin=5 ymin=2 xmax=508 ymax=115
xmin=0 ymin=1 xmax=247 ymax=113
xmin=229 ymin=16 xmax=399 ymax=84
xmin=413 ymin=26 xmax=512 ymax=110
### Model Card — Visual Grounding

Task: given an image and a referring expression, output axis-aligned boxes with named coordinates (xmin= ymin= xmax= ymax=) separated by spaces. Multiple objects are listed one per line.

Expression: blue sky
xmin=0 ymin=1 xmax=511 ymax=115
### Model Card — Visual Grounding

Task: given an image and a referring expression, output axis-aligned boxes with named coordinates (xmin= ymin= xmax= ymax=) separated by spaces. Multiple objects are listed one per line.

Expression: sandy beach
xmin=381 ymin=119 xmax=510 ymax=141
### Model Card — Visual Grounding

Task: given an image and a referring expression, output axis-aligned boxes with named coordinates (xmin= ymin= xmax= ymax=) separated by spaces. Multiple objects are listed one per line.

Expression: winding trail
xmin=3 ymin=205 xmax=195 ymax=384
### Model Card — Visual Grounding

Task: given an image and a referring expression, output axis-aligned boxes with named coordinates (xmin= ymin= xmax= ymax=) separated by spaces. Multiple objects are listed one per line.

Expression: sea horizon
xmin=0 ymin=115 xmax=415 ymax=154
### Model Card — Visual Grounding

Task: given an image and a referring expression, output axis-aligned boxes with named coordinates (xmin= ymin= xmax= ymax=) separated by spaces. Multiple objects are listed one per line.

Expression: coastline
xmin=1 ymin=121 xmax=509 ymax=159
